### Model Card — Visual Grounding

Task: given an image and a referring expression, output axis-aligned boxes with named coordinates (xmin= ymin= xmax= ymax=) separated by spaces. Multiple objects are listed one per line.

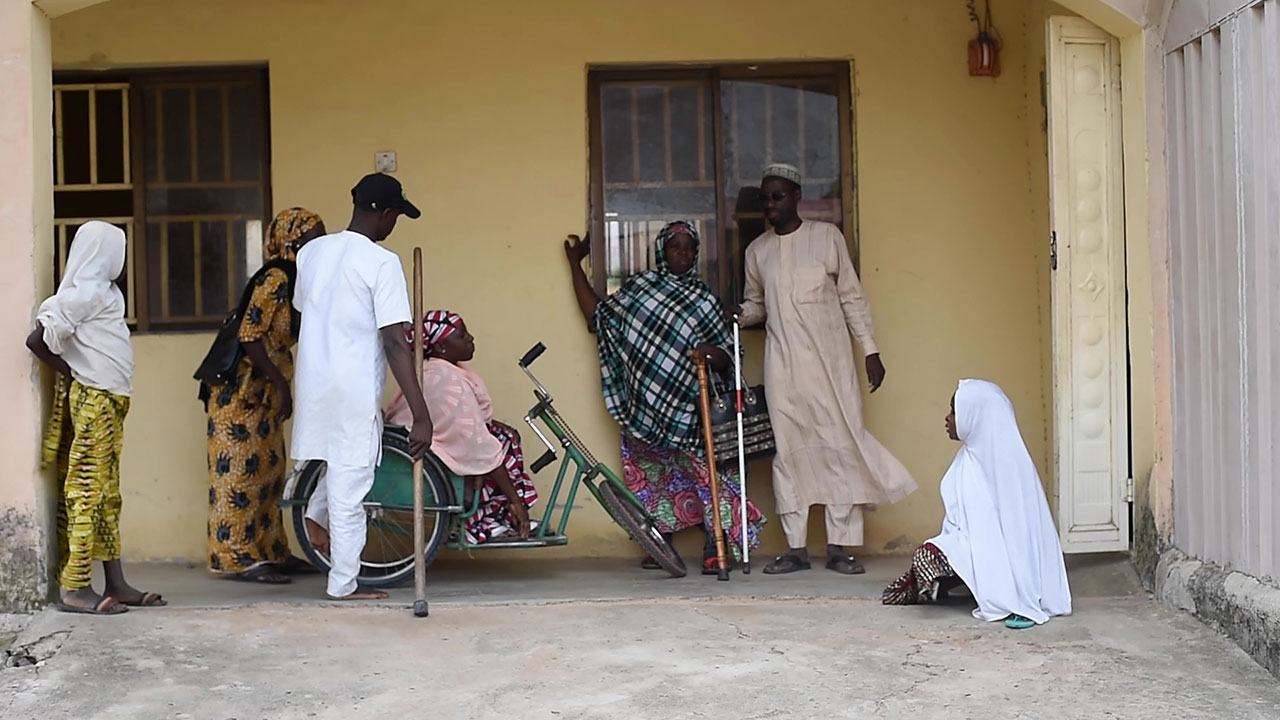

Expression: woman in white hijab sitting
xmin=883 ymin=379 xmax=1071 ymax=629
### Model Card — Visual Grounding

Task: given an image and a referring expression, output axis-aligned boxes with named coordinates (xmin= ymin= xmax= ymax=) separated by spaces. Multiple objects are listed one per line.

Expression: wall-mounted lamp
xmin=967 ymin=0 xmax=1001 ymax=78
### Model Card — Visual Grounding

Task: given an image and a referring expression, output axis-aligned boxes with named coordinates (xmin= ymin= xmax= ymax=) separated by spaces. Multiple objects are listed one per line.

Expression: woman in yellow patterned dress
xmin=204 ymin=208 xmax=325 ymax=583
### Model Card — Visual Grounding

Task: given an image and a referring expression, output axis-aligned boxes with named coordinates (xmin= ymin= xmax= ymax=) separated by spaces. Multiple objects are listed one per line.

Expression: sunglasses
xmin=758 ymin=190 xmax=791 ymax=202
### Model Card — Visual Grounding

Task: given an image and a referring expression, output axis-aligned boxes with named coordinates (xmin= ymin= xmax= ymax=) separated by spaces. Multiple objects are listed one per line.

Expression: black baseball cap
xmin=351 ymin=173 xmax=421 ymax=219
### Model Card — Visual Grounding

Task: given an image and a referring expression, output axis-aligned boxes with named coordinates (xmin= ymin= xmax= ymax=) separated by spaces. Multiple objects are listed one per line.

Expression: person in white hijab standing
xmin=882 ymin=379 xmax=1071 ymax=628
xmin=27 ymin=221 xmax=166 ymax=615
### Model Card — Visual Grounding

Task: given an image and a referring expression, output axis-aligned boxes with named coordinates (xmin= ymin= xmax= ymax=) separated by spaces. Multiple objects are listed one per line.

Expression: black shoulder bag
xmin=193 ymin=259 xmax=297 ymax=403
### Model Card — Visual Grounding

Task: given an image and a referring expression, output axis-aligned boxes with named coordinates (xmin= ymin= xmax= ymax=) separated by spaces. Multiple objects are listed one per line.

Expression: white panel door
xmin=1047 ymin=17 xmax=1131 ymax=553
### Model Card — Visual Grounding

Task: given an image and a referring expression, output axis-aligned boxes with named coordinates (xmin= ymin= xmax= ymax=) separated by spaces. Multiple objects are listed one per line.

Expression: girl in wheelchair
xmin=385 ymin=310 xmax=537 ymax=542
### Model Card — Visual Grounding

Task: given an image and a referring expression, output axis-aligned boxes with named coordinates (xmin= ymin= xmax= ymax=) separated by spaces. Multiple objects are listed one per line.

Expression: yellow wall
xmin=0 ymin=0 xmax=55 ymax=610
xmin=50 ymin=0 xmax=1074 ymax=563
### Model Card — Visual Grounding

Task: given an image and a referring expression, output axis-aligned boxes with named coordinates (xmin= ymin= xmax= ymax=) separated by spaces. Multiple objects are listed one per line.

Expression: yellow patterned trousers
xmin=42 ymin=376 xmax=130 ymax=590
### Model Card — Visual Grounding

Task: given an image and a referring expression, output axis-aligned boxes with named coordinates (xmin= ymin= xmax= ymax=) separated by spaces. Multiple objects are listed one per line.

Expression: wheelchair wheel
xmin=289 ymin=432 xmax=455 ymax=587
xmin=596 ymin=481 xmax=687 ymax=578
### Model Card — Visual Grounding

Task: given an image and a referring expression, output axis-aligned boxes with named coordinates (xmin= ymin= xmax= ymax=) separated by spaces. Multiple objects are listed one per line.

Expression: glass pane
xmin=598 ymin=79 xmax=715 ymax=293
xmin=668 ymin=86 xmax=707 ymax=183
xmin=239 ymin=219 xmax=258 ymax=279
xmin=228 ymin=84 xmax=262 ymax=182
xmin=727 ymin=83 xmax=766 ymax=190
xmin=157 ymin=221 xmax=197 ymax=319
xmin=146 ymin=221 xmax=161 ymax=318
xmin=721 ymin=78 xmax=844 ymax=301
xmin=804 ymin=90 xmax=840 ymax=184
xmin=196 ymin=87 xmax=226 ymax=183
xmin=140 ymin=73 xmax=269 ymax=325
xmin=144 ymin=187 xmax=262 ymax=215
xmin=769 ymin=85 xmax=801 ymax=170
xmin=94 ymin=88 xmax=127 ymax=184
xmin=199 ymin=220 xmax=231 ymax=315
xmin=54 ymin=189 xmax=133 ymax=218
xmin=635 ymin=87 xmax=667 ymax=183
xmin=142 ymin=88 xmax=159 ymax=184
xmin=601 ymin=86 xmax=634 ymax=184
xmin=161 ymin=88 xmax=193 ymax=183
xmin=60 ymin=90 xmax=92 ymax=186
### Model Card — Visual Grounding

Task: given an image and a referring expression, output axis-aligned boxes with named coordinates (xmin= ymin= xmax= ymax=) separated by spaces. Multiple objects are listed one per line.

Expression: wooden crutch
xmin=411 ymin=247 xmax=429 ymax=618
xmin=692 ymin=352 xmax=731 ymax=581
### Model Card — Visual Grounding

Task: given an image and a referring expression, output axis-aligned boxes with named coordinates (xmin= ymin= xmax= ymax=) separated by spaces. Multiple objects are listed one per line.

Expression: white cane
xmin=733 ymin=315 xmax=750 ymax=574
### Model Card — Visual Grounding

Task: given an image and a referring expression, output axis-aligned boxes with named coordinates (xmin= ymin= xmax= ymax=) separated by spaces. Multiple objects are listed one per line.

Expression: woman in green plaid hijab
xmin=564 ymin=221 xmax=765 ymax=573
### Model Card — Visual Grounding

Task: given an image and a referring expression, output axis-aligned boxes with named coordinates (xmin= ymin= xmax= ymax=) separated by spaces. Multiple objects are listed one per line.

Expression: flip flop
xmin=1005 ymin=614 xmax=1036 ymax=630
xmin=763 ymin=553 xmax=811 ymax=574
xmin=226 ymin=568 xmax=291 ymax=585
xmin=120 ymin=591 xmax=168 ymax=607
xmin=282 ymin=556 xmax=321 ymax=575
xmin=327 ymin=587 xmax=389 ymax=601
xmin=825 ymin=554 xmax=866 ymax=575
xmin=702 ymin=556 xmax=733 ymax=575
xmin=56 ymin=596 xmax=128 ymax=615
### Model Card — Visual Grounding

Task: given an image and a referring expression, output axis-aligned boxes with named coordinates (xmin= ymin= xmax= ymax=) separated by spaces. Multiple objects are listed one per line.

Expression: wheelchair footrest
xmin=447 ymin=534 xmax=569 ymax=550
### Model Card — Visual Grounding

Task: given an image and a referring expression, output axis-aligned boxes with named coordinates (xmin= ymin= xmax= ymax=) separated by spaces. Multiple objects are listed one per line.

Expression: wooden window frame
xmin=587 ymin=61 xmax=858 ymax=302
xmin=52 ymin=65 xmax=272 ymax=333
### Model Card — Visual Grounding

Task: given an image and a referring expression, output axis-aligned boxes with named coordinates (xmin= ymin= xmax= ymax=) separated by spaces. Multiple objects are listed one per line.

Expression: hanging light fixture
xmin=967 ymin=0 xmax=1001 ymax=77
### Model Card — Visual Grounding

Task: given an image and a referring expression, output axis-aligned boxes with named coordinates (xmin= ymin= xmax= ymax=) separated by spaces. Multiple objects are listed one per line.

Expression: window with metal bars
xmin=587 ymin=62 xmax=857 ymax=303
xmin=52 ymin=67 xmax=271 ymax=332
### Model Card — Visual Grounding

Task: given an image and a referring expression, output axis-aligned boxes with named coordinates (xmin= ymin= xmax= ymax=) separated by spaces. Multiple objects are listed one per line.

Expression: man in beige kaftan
xmin=739 ymin=163 xmax=917 ymax=575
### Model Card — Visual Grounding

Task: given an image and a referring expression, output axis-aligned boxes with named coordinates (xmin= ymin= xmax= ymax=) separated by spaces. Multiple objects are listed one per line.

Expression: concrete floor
xmin=56 ymin=552 xmax=1150 ymax=609
xmin=3 ymin=555 xmax=1279 ymax=719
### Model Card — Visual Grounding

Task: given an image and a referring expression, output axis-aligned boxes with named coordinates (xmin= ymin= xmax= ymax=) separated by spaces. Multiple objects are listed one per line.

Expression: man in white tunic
xmin=739 ymin=163 xmax=917 ymax=575
xmin=292 ymin=173 xmax=433 ymax=600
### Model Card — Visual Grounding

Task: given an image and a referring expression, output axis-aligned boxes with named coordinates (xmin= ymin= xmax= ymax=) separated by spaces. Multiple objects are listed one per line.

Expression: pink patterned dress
xmin=386 ymin=358 xmax=537 ymax=543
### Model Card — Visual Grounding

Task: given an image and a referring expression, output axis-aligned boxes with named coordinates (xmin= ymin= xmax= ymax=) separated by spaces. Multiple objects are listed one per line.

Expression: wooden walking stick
xmin=692 ymin=351 xmax=731 ymax=581
xmin=411 ymin=247 xmax=429 ymax=618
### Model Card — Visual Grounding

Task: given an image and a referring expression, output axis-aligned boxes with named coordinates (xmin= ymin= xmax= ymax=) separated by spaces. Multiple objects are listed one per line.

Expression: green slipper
xmin=1004 ymin=614 xmax=1035 ymax=630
